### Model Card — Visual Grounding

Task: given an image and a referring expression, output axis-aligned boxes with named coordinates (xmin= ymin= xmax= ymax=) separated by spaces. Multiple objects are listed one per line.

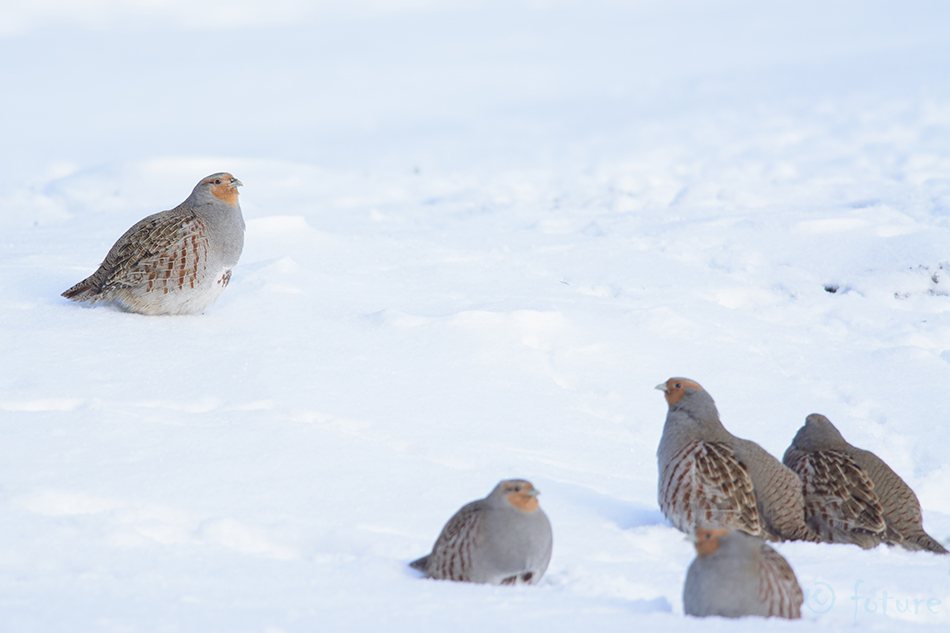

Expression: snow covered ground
xmin=2 ymin=1 xmax=950 ymax=631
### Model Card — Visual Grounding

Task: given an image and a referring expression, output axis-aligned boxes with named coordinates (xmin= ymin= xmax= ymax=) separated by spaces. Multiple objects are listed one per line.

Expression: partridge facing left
xmin=784 ymin=413 xmax=948 ymax=554
xmin=684 ymin=529 xmax=803 ymax=619
xmin=410 ymin=479 xmax=553 ymax=585
xmin=62 ymin=173 xmax=245 ymax=315
xmin=656 ymin=377 xmax=814 ymax=542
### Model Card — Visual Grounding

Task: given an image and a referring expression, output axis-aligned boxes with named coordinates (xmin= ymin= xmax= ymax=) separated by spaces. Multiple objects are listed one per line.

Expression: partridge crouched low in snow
xmin=656 ymin=378 xmax=814 ymax=542
xmin=784 ymin=414 xmax=948 ymax=554
xmin=684 ymin=529 xmax=803 ymax=619
xmin=62 ymin=173 xmax=245 ymax=315
xmin=410 ymin=479 xmax=553 ymax=585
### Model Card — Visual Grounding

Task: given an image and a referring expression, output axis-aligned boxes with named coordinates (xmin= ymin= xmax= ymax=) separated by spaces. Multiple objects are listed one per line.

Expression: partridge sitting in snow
xmin=784 ymin=413 xmax=948 ymax=554
xmin=62 ymin=173 xmax=245 ymax=315
xmin=684 ymin=528 xmax=803 ymax=619
xmin=410 ymin=479 xmax=553 ymax=585
xmin=656 ymin=378 xmax=814 ymax=542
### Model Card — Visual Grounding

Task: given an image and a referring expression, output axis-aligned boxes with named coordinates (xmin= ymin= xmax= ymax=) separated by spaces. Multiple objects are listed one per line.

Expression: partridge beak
xmin=685 ymin=533 xmax=699 ymax=543
xmin=525 ymin=488 xmax=540 ymax=497
xmin=655 ymin=382 xmax=668 ymax=392
xmin=229 ymin=177 xmax=243 ymax=188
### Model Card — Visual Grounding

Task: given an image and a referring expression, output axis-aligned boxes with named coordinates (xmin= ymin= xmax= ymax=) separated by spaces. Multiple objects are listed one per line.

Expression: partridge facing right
xmin=783 ymin=414 xmax=948 ymax=554
xmin=656 ymin=378 xmax=814 ymax=542
xmin=409 ymin=479 xmax=553 ymax=585
xmin=683 ymin=529 xmax=803 ymax=619
xmin=62 ymin=172 xmax=245 ymax=315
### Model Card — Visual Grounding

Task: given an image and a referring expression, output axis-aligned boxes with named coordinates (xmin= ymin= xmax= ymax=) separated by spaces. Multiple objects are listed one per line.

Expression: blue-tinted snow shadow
xmin=622 ymin=596 xmax=672 ymax=614
xmin=543 ymin=479 xmax=666 ymax=530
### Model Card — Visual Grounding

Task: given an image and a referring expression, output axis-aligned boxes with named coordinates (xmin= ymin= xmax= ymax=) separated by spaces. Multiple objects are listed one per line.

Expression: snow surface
xmin=2 ymin=1 xmax=950 ymax=631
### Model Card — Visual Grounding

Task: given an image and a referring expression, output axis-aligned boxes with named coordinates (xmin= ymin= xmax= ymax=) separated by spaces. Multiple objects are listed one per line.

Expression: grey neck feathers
xmin=659 ymin=390 xmax=733 ymax=460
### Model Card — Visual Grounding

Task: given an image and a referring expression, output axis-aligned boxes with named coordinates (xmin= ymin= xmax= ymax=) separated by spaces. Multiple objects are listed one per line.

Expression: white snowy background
xmin=2 ymin=1 xmax=949 ymax=631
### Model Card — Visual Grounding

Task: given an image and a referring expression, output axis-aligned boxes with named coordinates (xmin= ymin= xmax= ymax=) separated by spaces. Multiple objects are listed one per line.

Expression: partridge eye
xmin=674 ymin=382 xmax=682 ymax=388
xmin=214 ymin=179 xmax=222 ymax=184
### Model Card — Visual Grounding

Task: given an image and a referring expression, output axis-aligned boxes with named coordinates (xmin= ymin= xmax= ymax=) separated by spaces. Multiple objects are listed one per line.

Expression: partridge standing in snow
xmin=410 ymin=479 xmax=553 ymax=585
xmin=683 ymin=528 xmax=803 ymax=619
xmin=62 ymin=173 xmax=245 ymax=315
xmin=656 ymin=378 xmax=814 ymax=541
xmin=784 ymin=413 xmax=948 ymax=554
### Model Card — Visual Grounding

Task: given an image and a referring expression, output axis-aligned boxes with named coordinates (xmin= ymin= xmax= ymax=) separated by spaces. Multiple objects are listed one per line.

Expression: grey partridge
xmin=62 ymin=172 xmax=245 ymax=315
xmin=684 ymin=528 xmax=803 ymax=619
xmin=410 ymin=479 xmax=553 ymax=585
xmin=656 ymin=378 xmax=814 ymax=542
xmin=784 ymin=413 xmax=947 ymax=554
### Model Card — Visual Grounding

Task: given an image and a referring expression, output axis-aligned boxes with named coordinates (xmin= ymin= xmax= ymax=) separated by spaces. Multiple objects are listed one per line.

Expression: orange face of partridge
xmin=208 ymin=173 xmax=242 ymax=207
xmin=504 ymin=481 xmax=540 ymax=512
xmin=693 ymin=528 xmax=729 ymax=557
xmin=656 ymin=377 xmax=704 ymax=406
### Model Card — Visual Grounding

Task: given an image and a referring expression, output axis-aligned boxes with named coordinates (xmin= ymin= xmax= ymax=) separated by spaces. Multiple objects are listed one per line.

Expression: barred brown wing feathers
xmin=102 ymin=213 xmax=210 ymax=293
xmin=429 ymin=503 xmax=484 ymax=581
xmin=789 ymin=450 xmax=886 ymax=540
xmin=660 ymin=440 xmax=761 ymax=535
xmin=758 ymin=544 xmax=803 ymax=618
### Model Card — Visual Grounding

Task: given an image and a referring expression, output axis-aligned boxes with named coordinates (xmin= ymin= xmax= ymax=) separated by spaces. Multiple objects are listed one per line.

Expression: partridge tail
xmin=905 ymin=531 xmax=949 ymax=554
xmin=409 ymin=555 xmax=430 ymax=571
xmin=62 ymin=277 xmax=99 ymax=302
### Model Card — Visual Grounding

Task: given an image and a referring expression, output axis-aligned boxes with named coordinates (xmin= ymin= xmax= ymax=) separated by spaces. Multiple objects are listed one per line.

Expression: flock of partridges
xmin=61 ymin=173 xmax=949 ymax=620
xmin=655 ymin=378 xmax=947 ymax=619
